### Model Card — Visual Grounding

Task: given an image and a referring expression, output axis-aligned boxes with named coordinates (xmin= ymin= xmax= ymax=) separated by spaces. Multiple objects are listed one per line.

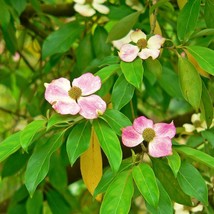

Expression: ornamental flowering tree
xmin=0 ymin=0 xmax=214 ymax=213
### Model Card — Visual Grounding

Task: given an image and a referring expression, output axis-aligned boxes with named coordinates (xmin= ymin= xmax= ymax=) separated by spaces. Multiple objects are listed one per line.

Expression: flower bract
xmin=122 ymin=116 xmax=176 ymax=157
xmin=74 ymin=0 xmax=109 ymax=17
xmin=118 ymin=29 xmax=165 ymax=62
xmin=44 ymin=73 xmax=106 ymax=119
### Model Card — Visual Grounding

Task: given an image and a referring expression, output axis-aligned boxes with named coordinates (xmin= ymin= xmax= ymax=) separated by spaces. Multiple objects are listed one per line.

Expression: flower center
xmin=85 ymin=0 xmax=93 ymax=4
xmin=137 ymin=38 xmax=147 ymax=49
xmin=194 ymin=120 xmax=201 ymax=128
xmin=68 ymin=86 xmax=82 ymax=100
xmin=142 ymin=128 xmax=156 ymax=143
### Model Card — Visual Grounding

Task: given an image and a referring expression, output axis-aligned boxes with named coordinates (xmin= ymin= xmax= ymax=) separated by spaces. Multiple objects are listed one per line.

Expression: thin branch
xmin=0 ymin=106 xmax=27 ymax=118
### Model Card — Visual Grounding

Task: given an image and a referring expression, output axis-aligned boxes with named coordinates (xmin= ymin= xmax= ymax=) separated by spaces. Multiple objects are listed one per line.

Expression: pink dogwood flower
xmin=118 ymin=29 xmax=165 ymax=62
xmin=44 ymin=73 xmax=106 ymax=119
xmin=122 ymin=116 xmax=176 ymax=158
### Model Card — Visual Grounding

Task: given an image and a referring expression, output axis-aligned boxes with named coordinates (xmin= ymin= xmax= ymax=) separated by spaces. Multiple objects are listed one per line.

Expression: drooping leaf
xmin=146 ymin=180 xmax=173 ymax=214
xmin=185 ymin=46 xmax=214 ymax=75
xmin=178 ymin=56 xmax=202 ymax=110
xmin=101 ymin=109 xmax=132 ymax=136
xmin=177 ymin=162 xmax=208 ymax=205
xmin=26 ymin=190 xmax=43 ymax=214
xmin=177 ymin=0 xmax=201 ymax=42
xmin=20 ymin=120 xmax=46 ymax=151
xmin=0 ymin=132 xmax=21 ymax=163
xmin=204 ymin=0 xmax=214 ymax=28
xmin=152 ymin=158 xmax=192 ymax=206
xmin=42 ymin=22 xmax=84 ymax=59
xmin=7 ymin=0 xmax=27 ymax=15
xmin=120 ymin=58 xmax=144 ymax=89
xmin=25 ymin=132 xmax=64 ymax=196
xmin=201 ymin=129 xmax=214 ymax=147
xmin=80 ymin=127 xmax=103 ymax=201
xmin=166 ymin=150 xmax=181 ymax=177
xmin=175 ymin=146 xmax=214 ymax=169
xmin=93 ymin=119 xmax=122 ymax=172
xmin=107 ymin=11 xmax=141 ymax=42
xmin=200 ymin=81 xmax=213 ymax=128
xmin=132 ymin=163 xmax=159 ymax=207
xmin=95 ymin=64 xmax=120 ymax=83
xmin=0 ymin=0 xmax=10 ymax=27
xmin=66 ymin=121 xmax=91 ymax=166
xmin=111 ymin=74 xmax=135 ymax=110
xmin=100 ymin=170 xmax=134 ymax=214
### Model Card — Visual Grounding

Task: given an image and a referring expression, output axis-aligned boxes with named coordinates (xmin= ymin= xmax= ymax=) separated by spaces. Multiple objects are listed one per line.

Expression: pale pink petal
xmin=133 ymin=116 xmax=154 ymax=134
xmin=78 ymin=95 xmax=106 ymax=119
xmin=154 ymin=121 xmax=176 ymax=139
xmin=112 ymin=30 xmax=133 ymax=49
xmin=147 ymin=35 xmax=165 ymax=50
xmin=52 ymin=100 xmax=80 ymax=115
xmin=74 ymin=3 xmax=96 ymax=17
xmin=93 ymin=3 xmax=109 ymax=14
xmin=72 ymin=73 xmax=101 ymax=96
xmin=130 ymin=30 xmax=146 ymax=43
xmin=148 ymin=137 xmax=172 ymax=157
xmin=183 ymin=124 xmax=195 ymax=133
xmin=44 ymin=78 xmax=71 ymax=104
xmin=122 ymin=126 xmax=143 ymax=147
xmin=138 ymin=48 xmax=160 ymax=60
xmin=118 ymin=44 xmax=139 ymax=62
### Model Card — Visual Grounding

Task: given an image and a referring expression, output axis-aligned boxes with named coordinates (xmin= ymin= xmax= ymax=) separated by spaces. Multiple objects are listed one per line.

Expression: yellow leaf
xmin=177 ymin=0 xmax=188 ymax=10
xmin=80 ymin=127 xmax=103 ymax=201
xmin=150 ymin=13 xmax=162 ymax=35
xmin=185 ymin=50 xmax=210 ymax=78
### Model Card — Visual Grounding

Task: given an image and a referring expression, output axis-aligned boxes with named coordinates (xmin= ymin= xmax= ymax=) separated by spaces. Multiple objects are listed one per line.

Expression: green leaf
xmin=111 ymin=74 xmax=135 ymax=110
xmin=204 ymin=0 xmax=214 ymax=28
xmin=20 ymin=120 xmax=46 ymax=151
xmin=101 ymin=109 xmax=132 ymax=136
xmin=93 ymin=119 xmax=122 ymax=172
xmin=152 ymin=158 xmax=192 ymax=206
xmin=94 ymin=158 xmax=133 ymax=197
xmin=25 ymin=132 xmax=64 ymax=196
xmin=0 ymin=132 xmax=21 ymax=163
xmin=66 ymin=121 xmax=91 ymax=166
xmin=166 ymin=150 xmax=181 ymax=177
xmin=95 ymin=64 xmax=120 ymax=83
xmin=0 ymin=0 xmax=10 ymax=27
xmin=107 ymin=11 xmax=141 ymax=42
xmin=46 ymin=189 xmax=71 ymax=214
xmin=120 ymin=58 xmax=144 ymax=89
xmin=200 ymin=81 xmax=213 ymax=128
xmin=178 ymin=56 xmax=202 ymax=110
xmin=42 ymin=22 xmax=84 ymax=59
xmin=185 ymin=46 xmax=214 ymax=75
xmin=100 ymin=170 xmax=134 ymax=214
xmin=47 ymin=113 xmax=74 ymax=130
xmin=132 ymin=163 xmax=159 ymax=207
xmin=175 ymin=146 xmax=214 ymax=169
xmin=93 ymin=26 xmax=111 ymax=58
xmin=177 ymin=162 xmax=208 ymax=205
xmin=146 ymin=180 xmax=173 ymax=214
xmin=8 ymin=0 xmax=27 ymax=15
xmin=201 ymin=129 xmax=214 ymax=147
xmin=26 ymin=190 xmax=43 ymax=214
xmin=2 ymin=151 xmax=29 ymax=178
xmin=177 ymin=0 xmax=201 ymax=42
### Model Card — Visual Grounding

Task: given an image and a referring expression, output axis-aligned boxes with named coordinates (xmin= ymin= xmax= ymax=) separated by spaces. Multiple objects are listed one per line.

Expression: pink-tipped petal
xmin=130 ymin=30 xmax=146 ymax=43
xmin=138 ymin=48 xmax=160 ymax=60
xmin=154 ymin=121 xmax=176 ymax=139
xmin=118 ymin=44 xmax=139 ymax=62
xmin=45 ymin=78 xmax=71 ymax=104
xmin=147 ymin=35 xmax=165 ymax=50
xmin=133 ymin=116 xmax=154 ymax=134
xmin=112 ymin=31 xmax=133 ymax=50
xmin=148 ymin=137 xmax=172 ymax=158
xmin=93 ymin=2 xmax=109 ymax=14
xmin=72 ymin=73 xmax=101 ymax=96
xmin=52 ymin=100 xmax=80 ymax=115
xmin=78 ymin=95 xmax=106 ymax=119
xmin=122 ymin=126 xmax=143 ymax=147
